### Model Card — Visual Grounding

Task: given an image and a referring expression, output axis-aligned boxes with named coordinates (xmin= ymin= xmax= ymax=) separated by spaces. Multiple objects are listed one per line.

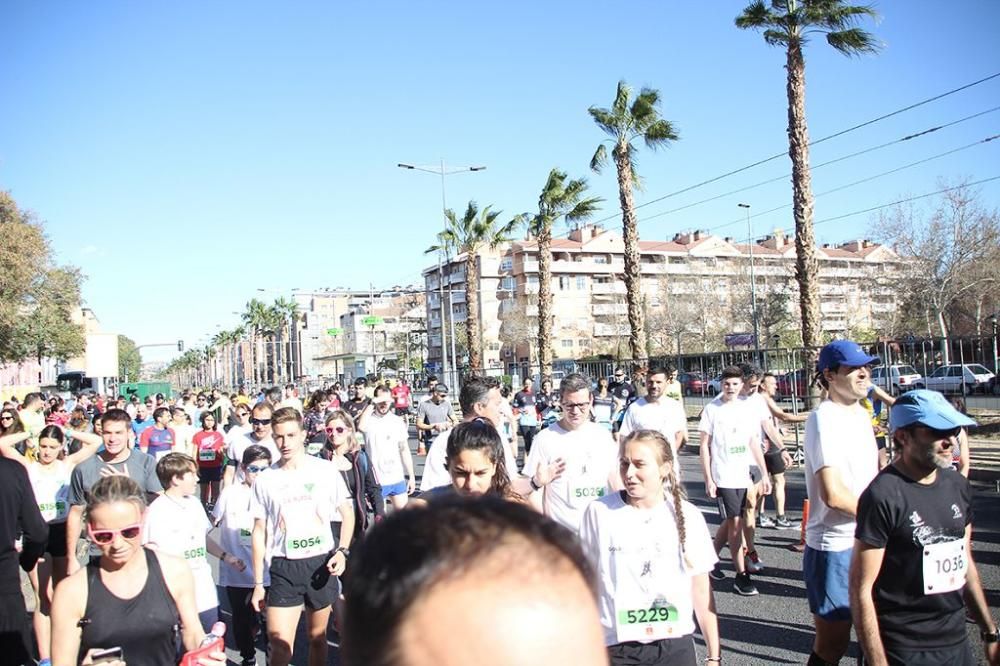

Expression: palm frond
xmin=763 ymin=28 xmax=792 ymax=46
xmin=643 ymin=119 xmax=679 ymax=149
xmin=565 ymin=196 xmax=603 ymax=223
xmin=825 ymin=27 xmax=880 ymax=56
xmin=590 ymin=144 xmax=608 ymax=173
xmin=588 ymin=107 xmax=621 ymax=139
xmin=735 ymin=0 xmax=774 ymax=29
xmin=611 ymin=80 xmax=631 ymax=118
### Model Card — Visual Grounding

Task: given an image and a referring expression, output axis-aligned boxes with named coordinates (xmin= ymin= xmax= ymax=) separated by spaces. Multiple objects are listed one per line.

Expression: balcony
xmin=592 ymin=282 xmax=626 ymax=295
xmin=592 ymin=303 xmax=627 ymax=315
xmin=594 ymin=323 xmax=624 ymax=337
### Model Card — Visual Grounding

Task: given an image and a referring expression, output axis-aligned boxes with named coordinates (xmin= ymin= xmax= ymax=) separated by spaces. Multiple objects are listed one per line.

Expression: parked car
xmin=774 ymin=368 xmax=810 ymax=399
xmin=988 ymin=374 xmax=1000 ymax=396
xmin=706 ymin=375 xmax=722 ymax=395
xmin=923 ymin=363 xmax=996 ymax=394
xmin=870 ymin=364 xmax=924 ymax=395
xmin=679 ymin=372 xmax=706 ymax=395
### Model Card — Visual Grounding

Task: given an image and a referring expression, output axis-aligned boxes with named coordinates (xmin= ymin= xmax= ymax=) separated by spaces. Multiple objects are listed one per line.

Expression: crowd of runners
xmin=0 ymin=338 xmax=995 ymax=665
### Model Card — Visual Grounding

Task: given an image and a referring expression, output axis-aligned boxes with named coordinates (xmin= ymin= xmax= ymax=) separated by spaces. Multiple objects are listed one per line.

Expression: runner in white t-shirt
xmin=801 ymin=340 xmax=880 ymax=665
xmin=420 ymin=377 xmax=534 ymax=494
xmin=581 ymin=429 xmax=720 ymax=665
xmin=522 ymin=373 xmax=620 ymax=534
xmin=223 ymin=402 xmax=278 ymax=489
xmin=617 ymin=365 xmax=687 ymax=453
xmin=359 ymin=385 xmax=414 ymax=510
xmin=698 ymin=366 xmax=770 ymax=597
xmin=142 ymin=452 xmax=237 ymax=632
xmin=212 ymin=443 xmax=273 ymax=666
xmin=250 ymin=407 xmax=354 ymax=666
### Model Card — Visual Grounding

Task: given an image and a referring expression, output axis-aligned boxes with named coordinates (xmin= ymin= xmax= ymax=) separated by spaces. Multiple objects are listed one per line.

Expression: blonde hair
xmin=620 ymin=429 xmax=692 ymax=568
xmin=85 ymin=475 xmax=146 ymax=521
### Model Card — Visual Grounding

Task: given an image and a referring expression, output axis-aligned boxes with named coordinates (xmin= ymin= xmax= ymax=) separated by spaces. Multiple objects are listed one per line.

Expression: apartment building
xmin=423 ymin=225 xmax=904 ymax=373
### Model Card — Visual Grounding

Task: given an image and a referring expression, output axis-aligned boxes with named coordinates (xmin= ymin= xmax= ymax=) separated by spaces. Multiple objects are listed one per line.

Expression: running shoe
xmin=745 ymin=549 xmax=764 ymax=573
xmin=775 ymin=515 xmax=799 ymax=529
xmin=758 ymin=513 xmax=775 ymax=528
xmin=733 ymin=572 xmax=759 ymax=596
xmin=709 ymin=563 xmax=726 ymax=580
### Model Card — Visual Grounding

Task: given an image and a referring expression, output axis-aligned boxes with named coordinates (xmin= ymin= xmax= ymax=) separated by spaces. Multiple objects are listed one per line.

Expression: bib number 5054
xmin=290 ymin=536 xmax=323 ymax=550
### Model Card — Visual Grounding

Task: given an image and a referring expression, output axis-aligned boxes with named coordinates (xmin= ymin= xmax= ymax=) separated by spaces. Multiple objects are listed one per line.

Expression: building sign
xmin=724 ymin=333 xmax=756 ymax=348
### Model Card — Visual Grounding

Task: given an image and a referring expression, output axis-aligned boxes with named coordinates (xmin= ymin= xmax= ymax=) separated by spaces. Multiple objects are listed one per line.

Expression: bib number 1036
xmin=922 ymin=539 xmax=967 ymax=595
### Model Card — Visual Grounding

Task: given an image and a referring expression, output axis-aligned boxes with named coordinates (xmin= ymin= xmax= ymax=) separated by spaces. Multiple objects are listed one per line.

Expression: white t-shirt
xmin=28 ymin=460 xmax=71 ymax=524
xmin=420 ymin=422 xmax=518 ymax=492
xmin=227 ymin=432 xmax=279 ymax=480
xmin=741 ymin=392 xmax=772 ymax=454
xmin=697 ymin=397 xmax=759 ymax=489
xmin=804 ymin=400 xmax=879 ymax=551
xmin=172 ymin=423 xmax=197 ymax=455
xmin=142 ymin=494 xmax=217 ymax=612
xmin=580 ymin=493 xmax=717 ymax=646
xmin=250 ymin=455 xmax=351 ymax=560
xmin=522 ymin=421 xmax=619 ymax=533
xmin=225 ymin=424 xmax=252 ymax=447
xmin=212 ymin=482 xmax=269 ymax=588
xmin=364 ymin=411 xmax=409 ymax=486
xmin=277 ymin=397 xmax=304 ymax=414
xmin=618 ymin=397 xmax=687 ymax=443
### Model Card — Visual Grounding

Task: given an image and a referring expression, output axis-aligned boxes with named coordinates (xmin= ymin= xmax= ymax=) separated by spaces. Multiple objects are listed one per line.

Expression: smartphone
xmin=89 ymin=647 xmax=123 ymax=664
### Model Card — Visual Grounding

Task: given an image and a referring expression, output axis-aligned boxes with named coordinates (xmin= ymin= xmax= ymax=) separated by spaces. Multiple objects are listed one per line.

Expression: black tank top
xmin=80 ymin=549 xmax=180 ymax=665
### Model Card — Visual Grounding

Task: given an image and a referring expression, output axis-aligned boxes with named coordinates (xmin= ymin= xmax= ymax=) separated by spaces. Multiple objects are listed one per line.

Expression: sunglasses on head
xmin=326 ymin=425 xmax=348 ymax=434
xmin=245 ymin=464 xmax=269 ymax=474
xmin=251 ymin=418 xmax=271 ymax=426
xmin=88 ymin=524 xmax=142 ymax=544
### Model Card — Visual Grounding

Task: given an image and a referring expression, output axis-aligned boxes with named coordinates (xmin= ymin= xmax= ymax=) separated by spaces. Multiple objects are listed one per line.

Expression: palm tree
xmin=241 ymin=298 xmax=271 ymax=387
xmin=523 ymin=169 xmax=602 ymax=379
xmin=272 ymin=296 xmax=300 ymax=383
xmin=590 ymin=81 xmax=679 ymax=363
xmin=736 ymin=0 xmax=879 ymax=358
xmin=426 ymin=201 xmax=516 ymax=373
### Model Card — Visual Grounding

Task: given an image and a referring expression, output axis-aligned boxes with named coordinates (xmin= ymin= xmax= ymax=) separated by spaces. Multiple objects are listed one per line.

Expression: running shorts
xmin=716 ymin=488 xmax=748 ymax=521
xmin=803 ymin=545 xmax=852 ymax=622
xmin=268 ymin=554 xmax=338 ymax=610
xmin=764 ymin=449 xmax=787 ymax=475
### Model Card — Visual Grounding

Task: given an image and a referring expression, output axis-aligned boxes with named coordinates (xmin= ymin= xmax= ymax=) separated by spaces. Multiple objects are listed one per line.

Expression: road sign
xmin=326 ymin=328 xmax=342 ymax=337
xmin=362 ymin=316 xmax=383 ymax=327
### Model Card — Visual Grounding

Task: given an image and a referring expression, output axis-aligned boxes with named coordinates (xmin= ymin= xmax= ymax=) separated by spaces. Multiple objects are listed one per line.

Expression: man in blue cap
xmin=849 ymin=390 xmax=996 ymax=666
xmin=802 ymin=339 xmax=881 ymax=666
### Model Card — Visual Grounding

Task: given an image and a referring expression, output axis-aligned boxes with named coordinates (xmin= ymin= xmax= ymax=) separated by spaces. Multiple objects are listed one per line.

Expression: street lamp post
xmin=990 ymin=313 xmax=998 ymax=375
xmin=738 ymin=203 xmax=761 ymax=365
xmin=399 ymin=160 xmax=486 ymax=390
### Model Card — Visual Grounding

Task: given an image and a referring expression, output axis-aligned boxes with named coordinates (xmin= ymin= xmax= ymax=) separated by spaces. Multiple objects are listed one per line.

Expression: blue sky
xmin=2 ymin=1 xmax=998 ymax=364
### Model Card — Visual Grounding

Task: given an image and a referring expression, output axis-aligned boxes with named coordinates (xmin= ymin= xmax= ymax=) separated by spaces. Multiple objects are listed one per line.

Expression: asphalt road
xmin=213 ymin=426 xmax=1000 ymax=665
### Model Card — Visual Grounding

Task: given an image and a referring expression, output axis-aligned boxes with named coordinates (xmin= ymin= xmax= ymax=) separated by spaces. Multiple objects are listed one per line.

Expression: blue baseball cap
xmin=889 ymin=389 xmax=976 ymax=433
xmin=817 ymin=340 xmax=880 ymax=372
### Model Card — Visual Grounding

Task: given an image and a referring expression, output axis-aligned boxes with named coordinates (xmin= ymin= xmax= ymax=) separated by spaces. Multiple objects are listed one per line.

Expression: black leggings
xmin=225 ymin=586 xmax=258 ymax=661
xmin=519 ymin=425 xmax=537 ymax=455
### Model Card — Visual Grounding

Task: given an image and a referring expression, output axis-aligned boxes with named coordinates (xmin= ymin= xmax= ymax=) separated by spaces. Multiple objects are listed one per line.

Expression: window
xmin=500 ymin=257 xmax=513 ymax=272
xmin=558 ymin=276 xmax=571 ymax=290
xmin=527 ymin=275 xmax=539 ymax=285
xmin=593 ymin=255 xmax=608 ymax=264
xmin=576 ymin=276 xmax=587 ymax=290
xmin=561 ymin=339 xmax=573 ymax=348
xmin=500 ymin=276 xmax=515 ymax=291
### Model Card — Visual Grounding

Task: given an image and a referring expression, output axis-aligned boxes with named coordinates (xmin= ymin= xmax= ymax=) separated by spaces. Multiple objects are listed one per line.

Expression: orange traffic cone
xmin=789 ymin=499 xmax=809 ymax=552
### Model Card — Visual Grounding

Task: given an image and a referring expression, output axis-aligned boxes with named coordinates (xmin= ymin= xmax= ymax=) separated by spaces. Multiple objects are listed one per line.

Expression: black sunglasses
xmin=251 ymin=418 xmax=271 ymax=426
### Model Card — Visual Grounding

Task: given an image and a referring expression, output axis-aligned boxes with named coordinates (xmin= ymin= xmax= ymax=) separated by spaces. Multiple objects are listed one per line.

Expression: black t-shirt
xmin=535 ymin=391 xmax=557 ymax=418
xmin=609 ymin=380 xmax=635 ymax=403
xmin=343 ymin=398 xmax=370 ymax=422
xmin=855 ymin=465 xmax=972 ymax=650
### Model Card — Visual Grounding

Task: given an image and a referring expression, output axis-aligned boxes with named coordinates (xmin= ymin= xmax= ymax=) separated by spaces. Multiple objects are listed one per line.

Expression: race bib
xmin=614 ymin=593 xmax=679 ymax=643
xmin=198 ymin=447 xmax=217 ymax=462
xmin=238 ymin=527 xmax=252 ymax=547
xmin=569 ymin=482 xmax=607 ymax=503
xmin=38 ymin=500 xmax=67 ymax=522
xmin=728 ymin=445 xmax=747 ymax=455
xmin=286 ymin=527 xmax=329 ymax=559
xmin=306 ymin=441 xmax=325 ymax=456
xmin=922 ymin=539 xmax=967 ymax=595
xmin=183 ymin=546 xmax=207 ymax=561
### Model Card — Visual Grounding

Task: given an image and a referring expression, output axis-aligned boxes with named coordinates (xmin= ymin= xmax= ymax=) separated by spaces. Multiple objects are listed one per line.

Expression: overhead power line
xmin=590 ymin=71 xmax=1000 ymax=226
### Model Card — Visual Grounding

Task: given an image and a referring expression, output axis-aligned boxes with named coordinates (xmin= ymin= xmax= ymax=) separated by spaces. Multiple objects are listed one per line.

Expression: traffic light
xmin=177 ymin=340 xmax=184 ymax=352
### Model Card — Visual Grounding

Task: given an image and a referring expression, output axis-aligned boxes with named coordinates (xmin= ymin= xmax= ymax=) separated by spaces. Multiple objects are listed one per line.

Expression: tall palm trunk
xmin=786 ymin=41 xmax=820 ymax=353
xmin=615 ymin=146 xmax=648 ymax=362
xmin=537 ymin=229 xmax=554 ymax=379
xmin=465 ymin=253 xmax=482 ymax=372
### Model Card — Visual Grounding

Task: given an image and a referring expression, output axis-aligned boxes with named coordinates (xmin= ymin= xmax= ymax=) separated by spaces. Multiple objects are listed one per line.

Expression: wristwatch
xmin=335 ymin=546 xmax=350 ymax=557
xmin=982 ymin=628 xmax=999 ymax=643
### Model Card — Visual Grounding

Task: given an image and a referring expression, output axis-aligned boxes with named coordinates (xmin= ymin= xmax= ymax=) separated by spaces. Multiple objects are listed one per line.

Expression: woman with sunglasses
xmin=1 ymin=424 xmax=102 ymax=666
xmin=0 ymin=407 xmax=27 ymax=455
xmin=194 ymin=412 xmax=226 ymax=506
xmin=321 ymin=410 xmax=384 ymax=542
xmin=212 ymin=445 xmax=273 ymax=666
xmin=411 ymin=419 xmax=524 ymax=506
xmin=50 ymin=475 xmax=224 ymax=666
